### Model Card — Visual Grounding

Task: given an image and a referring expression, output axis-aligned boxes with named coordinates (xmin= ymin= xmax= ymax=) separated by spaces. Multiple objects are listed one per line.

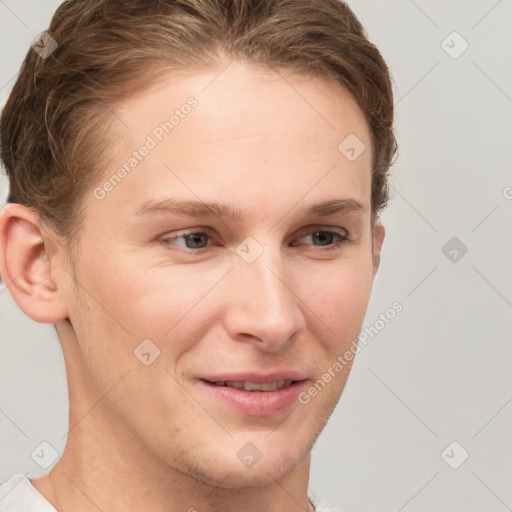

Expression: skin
xmin=0 ymin=60 xmax=384 ymax=512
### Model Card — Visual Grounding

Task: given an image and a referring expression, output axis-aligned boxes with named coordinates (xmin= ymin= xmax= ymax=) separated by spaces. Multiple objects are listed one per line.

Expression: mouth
xmin=197 ymin=373 xmax=308 ymax=416
xmin=208 ymin=379 xmax=294 ymax=391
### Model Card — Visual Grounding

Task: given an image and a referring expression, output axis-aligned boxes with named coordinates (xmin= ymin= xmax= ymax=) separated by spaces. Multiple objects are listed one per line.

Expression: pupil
xmin=313 ymin=231 xmax=332 ymax=246
xmin=186 ymin=233 xmax=207 ymax=248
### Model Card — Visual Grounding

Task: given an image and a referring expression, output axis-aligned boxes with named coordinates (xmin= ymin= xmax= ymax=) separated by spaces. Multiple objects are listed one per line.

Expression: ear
xmin=0 ymin=203 xmax=68 ymax=323
xmin=372 ymin=220 xmax=385 ymax=276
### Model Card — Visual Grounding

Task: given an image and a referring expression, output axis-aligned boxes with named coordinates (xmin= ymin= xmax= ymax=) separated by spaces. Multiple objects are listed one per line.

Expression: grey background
xmin=1 ymin=1 xmax=511 ymax=511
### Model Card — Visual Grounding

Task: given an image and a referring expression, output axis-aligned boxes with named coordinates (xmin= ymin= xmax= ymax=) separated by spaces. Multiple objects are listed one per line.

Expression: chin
xmin=177 ymin=441 xmax=310 ymax=489
xmin=199 ymin=459 xmax=303 ymax=489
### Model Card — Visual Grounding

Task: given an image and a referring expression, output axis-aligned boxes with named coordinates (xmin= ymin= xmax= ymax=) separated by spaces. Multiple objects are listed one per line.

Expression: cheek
xmin=310 ymin=257 xmax=374 ymax=333
xmin=74 ymin=253 xmax=225 ymax=368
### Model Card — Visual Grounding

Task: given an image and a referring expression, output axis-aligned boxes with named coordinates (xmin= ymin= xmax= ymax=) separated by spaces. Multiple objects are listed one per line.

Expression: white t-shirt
xmin=0 ymin=474 xmax=342 ymax=512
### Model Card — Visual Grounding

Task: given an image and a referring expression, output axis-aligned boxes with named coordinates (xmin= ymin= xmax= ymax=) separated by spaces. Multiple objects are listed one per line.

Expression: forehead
xmin=92 ymin=61 xmax=372 ymax=222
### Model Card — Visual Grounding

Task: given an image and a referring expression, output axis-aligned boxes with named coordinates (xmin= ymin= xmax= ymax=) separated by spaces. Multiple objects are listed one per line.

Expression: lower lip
xmin=198 ymin=380 xmax=307 ymax=416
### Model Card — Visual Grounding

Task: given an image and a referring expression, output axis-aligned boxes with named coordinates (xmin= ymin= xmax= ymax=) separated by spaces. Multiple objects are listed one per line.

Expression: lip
xmin=200 ymin=371 xmax=307 ymax=383
xmin=198 ymin=371 xmax=308 ymax=417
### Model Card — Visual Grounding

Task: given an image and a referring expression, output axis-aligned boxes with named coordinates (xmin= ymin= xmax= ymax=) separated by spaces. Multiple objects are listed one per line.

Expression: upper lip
xmin=200 ymin=371 xmax=307 ymax=383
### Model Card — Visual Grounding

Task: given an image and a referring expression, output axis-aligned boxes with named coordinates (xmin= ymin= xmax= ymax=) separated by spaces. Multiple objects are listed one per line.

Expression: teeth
xmin=245 ymin=381 xmax=271 ymax=391
xmin=226 ymin=381 xmax=244 ymax=389
xmin=213 ymin=380 xmax=292 ymax=391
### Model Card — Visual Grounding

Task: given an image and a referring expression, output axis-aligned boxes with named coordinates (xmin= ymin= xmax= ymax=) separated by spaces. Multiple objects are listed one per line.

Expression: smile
xmin=198 ymin=377 xmax=307 ymax=416
xmin=212 ymin=380 xmax=293 ymax=391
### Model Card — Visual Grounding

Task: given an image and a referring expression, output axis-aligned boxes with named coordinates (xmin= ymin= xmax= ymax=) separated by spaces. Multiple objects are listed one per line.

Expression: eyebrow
xmin=134 ymin=197 xmax=365 ymax=221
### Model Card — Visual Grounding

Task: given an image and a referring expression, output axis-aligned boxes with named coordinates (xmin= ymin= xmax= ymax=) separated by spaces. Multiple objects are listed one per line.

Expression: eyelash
xmin=160 ymin=226 xmax=349 ymax=253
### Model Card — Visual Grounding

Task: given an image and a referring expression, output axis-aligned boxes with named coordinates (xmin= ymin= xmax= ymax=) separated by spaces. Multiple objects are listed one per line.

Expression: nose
xmin=222 ymin=240 xmax=307 ymax=352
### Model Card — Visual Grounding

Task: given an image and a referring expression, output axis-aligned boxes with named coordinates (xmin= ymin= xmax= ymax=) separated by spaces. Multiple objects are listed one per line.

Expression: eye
xmin=161 ymin=230 xmax=212 ymax=251
xmin=293 ymin=227 xmax=348 ymax=250
xmin=160 ymin=226 xmax=349 ymax=253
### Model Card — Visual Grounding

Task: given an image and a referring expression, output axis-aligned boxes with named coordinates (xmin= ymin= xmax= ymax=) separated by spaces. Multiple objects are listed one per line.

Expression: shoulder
xmin=0 ymin=474 xmax=56 ymax=512
xmin=308 ymin=490 xmax=344 ymax=512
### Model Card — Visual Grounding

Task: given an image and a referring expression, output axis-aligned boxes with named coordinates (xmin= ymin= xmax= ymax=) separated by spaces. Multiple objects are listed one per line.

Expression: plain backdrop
xmin=1 ymin=1 xmax=511 ymax=511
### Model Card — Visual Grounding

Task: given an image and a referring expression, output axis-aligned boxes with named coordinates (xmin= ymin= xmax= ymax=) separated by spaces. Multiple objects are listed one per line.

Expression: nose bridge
xmin=223 ymin=237 xmax=306 ymax=347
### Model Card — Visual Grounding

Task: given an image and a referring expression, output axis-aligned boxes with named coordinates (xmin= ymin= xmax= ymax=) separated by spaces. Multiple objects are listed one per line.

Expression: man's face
xmin=56 ymin=61 xmax=382 ymax=486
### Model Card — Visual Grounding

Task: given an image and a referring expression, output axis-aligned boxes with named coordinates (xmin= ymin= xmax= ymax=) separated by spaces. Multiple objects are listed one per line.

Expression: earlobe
xmin=0 ymin=203 xmax=68 ymax=323
xmin=372 ymin=220 xmax=385 ymax=276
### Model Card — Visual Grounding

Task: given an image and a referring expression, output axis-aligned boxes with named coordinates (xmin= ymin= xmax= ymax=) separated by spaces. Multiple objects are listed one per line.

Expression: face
xmin=55 ymin=61 xmax=382 ymax=487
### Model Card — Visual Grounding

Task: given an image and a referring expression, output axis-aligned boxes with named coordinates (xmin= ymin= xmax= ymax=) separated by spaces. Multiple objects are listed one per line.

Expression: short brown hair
xmin=1 ymin=0 xmax=396 ymax=245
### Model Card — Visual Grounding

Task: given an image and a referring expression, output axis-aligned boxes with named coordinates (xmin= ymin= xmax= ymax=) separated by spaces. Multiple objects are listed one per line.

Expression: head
xmin=0 ymin=0 xmax=396 ymax=488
